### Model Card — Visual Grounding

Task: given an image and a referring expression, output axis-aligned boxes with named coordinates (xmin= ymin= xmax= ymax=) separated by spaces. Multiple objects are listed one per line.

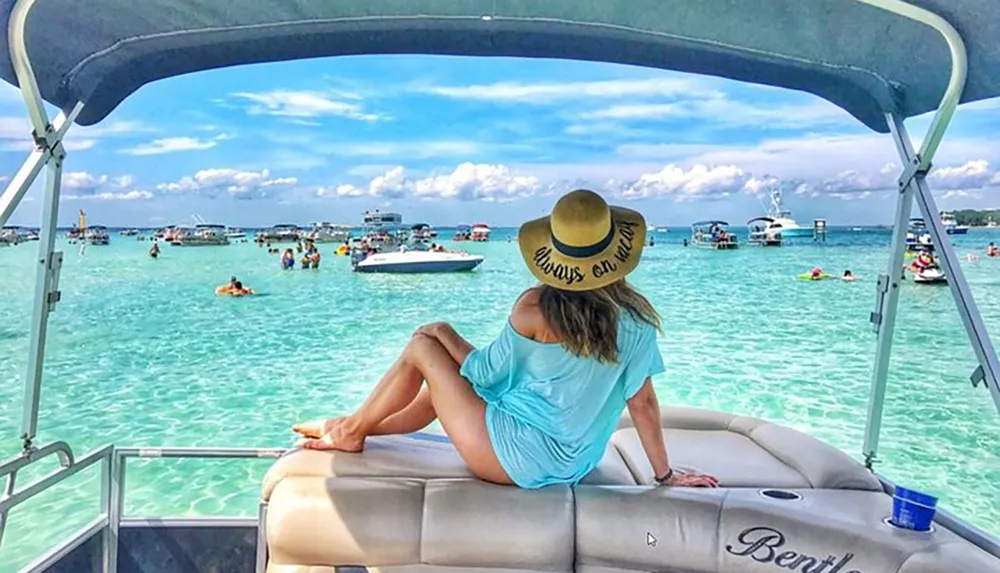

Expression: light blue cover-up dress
xmin=459 ymin=314 xmax=665 ymax=488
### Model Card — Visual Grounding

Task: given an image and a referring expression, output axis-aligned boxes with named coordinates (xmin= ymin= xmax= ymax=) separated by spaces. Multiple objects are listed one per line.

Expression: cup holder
xmin=759 ymin=489 xmax=802 ymax=501
xmin=883 ymin=517 xmax=935 ymax=534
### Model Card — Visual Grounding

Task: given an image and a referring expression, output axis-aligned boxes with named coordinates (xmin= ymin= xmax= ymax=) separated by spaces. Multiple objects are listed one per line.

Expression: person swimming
xmin=811 ymin=266 xmax=823 ymax=279
xmin=216 ymin=277 xmax=254 ymax=296
xmin=988 ymin=242 xmax=999 ymax=257
xmin=149 ymin=242 xmax=159 ymax=258
xmin=842 ymin=269 xmax=857 ymax=282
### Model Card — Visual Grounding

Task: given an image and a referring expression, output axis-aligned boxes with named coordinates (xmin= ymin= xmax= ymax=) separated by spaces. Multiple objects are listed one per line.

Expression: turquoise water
xmin=1 ymin=228 xmax=999 ymax=570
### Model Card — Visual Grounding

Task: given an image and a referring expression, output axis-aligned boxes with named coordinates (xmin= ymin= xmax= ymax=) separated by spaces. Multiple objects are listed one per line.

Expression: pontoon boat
xmin=691 ymin=220 xmax=739 ymax=249
xmin=306 ymin=222 xmax=350 ymax=243
xmin=905 ymin=218 xmax=935 ymax=255
xmin=256 ymin=224 xmax=302 ymax=243
xmin=409 ymin=223 xmax=436 ymax=243
xmin=173 ymin=224 xmax=230 ymax=246
xmin=82 ymin=225 xmax=110 ymax=245
xmin=470 ymin=223 xmax=491 ymax=242
xmin=2 ymin=1 xmax=1000 ymax=572
xmin=453 ymin=224 xmax=472 ymax=241
xmin=0 ymin=225 xmax=22 ymax=245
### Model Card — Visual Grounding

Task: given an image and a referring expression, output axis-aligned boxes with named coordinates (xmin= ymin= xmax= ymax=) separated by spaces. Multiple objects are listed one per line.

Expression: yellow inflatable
xmin=335 ymin=244 xmax=350 ymax=256
xmin=798 ymin=273 xmax=832 ymax=280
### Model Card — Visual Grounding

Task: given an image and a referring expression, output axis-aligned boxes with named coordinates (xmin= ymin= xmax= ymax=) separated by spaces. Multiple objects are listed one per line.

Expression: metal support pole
xmin=21 ymin=152 xmax=65 ymax=450
xmin=0 ymin=105 xmax=83 ymax=229
xmin=255 ymin=502 xmax=268 ymax=573
xmin=103 ymin=453 xmax=123 ymax=572
xmin=863 ymin=114 xmax=917 ymax=468
xmin=0 ymin=471 xmax=16 ymax=549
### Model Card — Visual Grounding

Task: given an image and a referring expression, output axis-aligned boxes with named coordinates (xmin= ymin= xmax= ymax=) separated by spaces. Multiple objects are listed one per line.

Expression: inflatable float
xmin=798 ymin=273 xmax=832 ymax=280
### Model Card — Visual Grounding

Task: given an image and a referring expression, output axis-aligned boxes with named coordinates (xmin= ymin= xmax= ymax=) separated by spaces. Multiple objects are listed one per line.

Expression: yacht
xmin=173 ymin=224 xmax=230 ymax=246
xmin=470 ymin=223 xmax=491 ymax=242
xmin=362 ymin=209 xmax=403 ymax=227
xmin=756 ymin=184 xmax=813 ymax=239
xmin=83 ymin=225 xmax=110 ymax=245
xmin=3 ymin=3 xmax=1000 ymax=573
xmin=306 ymin=222 xmax=350 ymax=243
xmin=691 ymin=220 xmax=739 ymax=249
xmin=941 ymin=211 xmax=970 ymax=234
xmin=256 ymin=224 xmax=302 ymax=243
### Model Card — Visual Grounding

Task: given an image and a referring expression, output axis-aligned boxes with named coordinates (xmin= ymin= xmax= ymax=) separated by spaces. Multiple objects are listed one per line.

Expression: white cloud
xmin=232 ymin=90 xmax=381 ymax=121
xmin=321 ymin=163 xmax=542 ymax=203
xmin=65 ymin=190 xmax=153 ymax=201
xmin=929 ymin=160 xmax=994 ymax=190
xmin=583 ymin=94 xmax=851 ymax=128
xmin=157 ymin=168 xmax=298 ymax=199
xmin=420 ymin=78 xmax=713 ymax=103
xmin=62 ymin=171 xmax=109 ymax=192
xmin=617 ymin=164 xmax=752 ymax=201
xmin=121 ymin=134 xmax=230 ymax=156
xmin=318 ymin=139 xmax=482 ymax=158
xmin=0 ymin=117 xmax=150 ymax=153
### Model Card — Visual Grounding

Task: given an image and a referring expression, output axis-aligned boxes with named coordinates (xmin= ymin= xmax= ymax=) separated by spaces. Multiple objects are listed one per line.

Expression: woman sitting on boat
xmin=292 ymin=190 xmax=718 ymax=489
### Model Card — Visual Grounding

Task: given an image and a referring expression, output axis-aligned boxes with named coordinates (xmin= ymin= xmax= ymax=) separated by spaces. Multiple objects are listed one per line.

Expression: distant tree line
xmin=950 ymin=209 xmax=1000 ymax=226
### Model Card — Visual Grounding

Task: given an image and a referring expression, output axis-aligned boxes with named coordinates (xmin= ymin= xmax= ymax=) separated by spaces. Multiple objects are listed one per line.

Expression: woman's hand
xmin=663 ymin=470 xmax=719 ymax=488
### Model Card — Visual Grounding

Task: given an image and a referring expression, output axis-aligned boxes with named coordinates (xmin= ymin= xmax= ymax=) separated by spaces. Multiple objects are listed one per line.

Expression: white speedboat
xmin=941 ymin=211 xmax=970 ymax=235
xmin=119 ymin=228 xmax=139 ymax=236
xmin=351 ymin=248 xmax=484 ymax=273
xmin=4 ymin=3 xmax=1000 ymax=573
xmin=82 ymin=225 xmax=110 ymax=245
xmin=173 ymin=224 xmax=230 ymax=246
xmin=225 ymin=227 xmax=246 ymax=239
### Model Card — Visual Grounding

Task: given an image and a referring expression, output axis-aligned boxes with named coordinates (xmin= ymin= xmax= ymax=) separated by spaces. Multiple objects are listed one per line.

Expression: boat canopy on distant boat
xmin=257 ymin=224 xmax=302 ymax=243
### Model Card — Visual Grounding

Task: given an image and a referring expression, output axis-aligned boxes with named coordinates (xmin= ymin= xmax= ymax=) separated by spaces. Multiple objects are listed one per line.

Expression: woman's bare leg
xmin=302 ymin=334 xmax=512 ymax=485
xmin=292 ymin=391 xmax=435 ymax=439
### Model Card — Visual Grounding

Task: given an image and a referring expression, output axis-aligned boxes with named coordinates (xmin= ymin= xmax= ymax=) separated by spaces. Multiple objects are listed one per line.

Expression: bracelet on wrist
xmin=654 ymin=468 xmax=674 ymax=484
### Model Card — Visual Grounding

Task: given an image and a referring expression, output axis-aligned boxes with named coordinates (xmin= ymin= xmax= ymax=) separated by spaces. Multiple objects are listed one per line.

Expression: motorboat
xmin=306 ymin=222 xmax=350 ymax=243
xmin=905 ymin=218 xmax=934 ymax=255
xmin=21 ymin=228 xmax=38 ymax=241
xmin=0 ymin=225 xmax=22 ymax=246
xmin=409 ymin=223 xmax=436 ymax=243
xmin=746 ymin=216 xmax=782 ymax=246
xmin=691 ymin=220 xmax=739 ymax=249
xmin=256 ymin=224 xmax=302 ymax=243
xmin=3 ymin=2 xmax=1000 ymax=573
xmin=173 ymin=224 xmax=230 ymax=246
xmin=470 ymin=223 xmax=491 ymax=242
xmin=119 ymin=228 xmax=139 ymax=236
xmin=453 ymin=224 xmax=472 ymax=241
xmin=351 ymin=244 xmax=484 ymax=273
xmin=756 ymin=184 xmax=813 ymax=239
xmin=226 ymin=227 xmax=246 ymax=239
xmin=82 ymin=225 xmax=110 ymax=245
xmin=941 ymin=211 xmax=970 ymax=235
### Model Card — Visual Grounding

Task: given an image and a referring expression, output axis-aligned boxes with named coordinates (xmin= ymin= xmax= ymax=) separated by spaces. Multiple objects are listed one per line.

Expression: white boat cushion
xmin=613 ymin=406 xmax=881 ymax=490
xmin=266 ymin=477 xmax=574 ymax=572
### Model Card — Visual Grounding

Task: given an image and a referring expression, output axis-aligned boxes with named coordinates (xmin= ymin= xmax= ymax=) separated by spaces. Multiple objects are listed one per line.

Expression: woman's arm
xmin=626 ymin=378 xmax=719 ymax=487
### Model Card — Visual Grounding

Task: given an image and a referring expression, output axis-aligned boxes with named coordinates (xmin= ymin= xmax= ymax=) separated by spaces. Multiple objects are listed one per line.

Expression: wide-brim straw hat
xmin=518 ymin=189 xmax=646 ymax=291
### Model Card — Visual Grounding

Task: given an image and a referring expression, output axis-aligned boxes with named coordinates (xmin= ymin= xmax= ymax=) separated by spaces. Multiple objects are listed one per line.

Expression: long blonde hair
xmin=536 ymin=279 xmax=661 ymax=363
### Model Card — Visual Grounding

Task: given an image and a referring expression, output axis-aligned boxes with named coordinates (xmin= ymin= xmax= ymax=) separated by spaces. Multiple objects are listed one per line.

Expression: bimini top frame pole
xmin=3 ymin=0 xmax=81 ymax=449
xmin=861 ymin=0 xmax=1000 ymax=466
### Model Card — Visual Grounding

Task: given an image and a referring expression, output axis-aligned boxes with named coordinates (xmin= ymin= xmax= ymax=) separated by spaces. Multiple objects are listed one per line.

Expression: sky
xmin=1 ymin=55 xmax=999 ymax=228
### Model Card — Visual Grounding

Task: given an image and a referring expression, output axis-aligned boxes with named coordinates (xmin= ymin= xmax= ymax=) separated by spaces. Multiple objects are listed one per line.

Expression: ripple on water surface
xmin=0 ymin=230 xmax=999 ymax=570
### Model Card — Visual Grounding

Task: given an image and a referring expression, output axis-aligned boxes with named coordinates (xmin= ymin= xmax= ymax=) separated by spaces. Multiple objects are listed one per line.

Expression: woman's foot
xmin=299 ymin=421 xmax=365 ymax=452
xmin=291 ymin=417 xmax=343 ymax=439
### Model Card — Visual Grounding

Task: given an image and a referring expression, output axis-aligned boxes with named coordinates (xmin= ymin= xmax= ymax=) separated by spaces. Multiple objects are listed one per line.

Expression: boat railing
xmin=0 ymin=443 xmax=285 ymax=572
